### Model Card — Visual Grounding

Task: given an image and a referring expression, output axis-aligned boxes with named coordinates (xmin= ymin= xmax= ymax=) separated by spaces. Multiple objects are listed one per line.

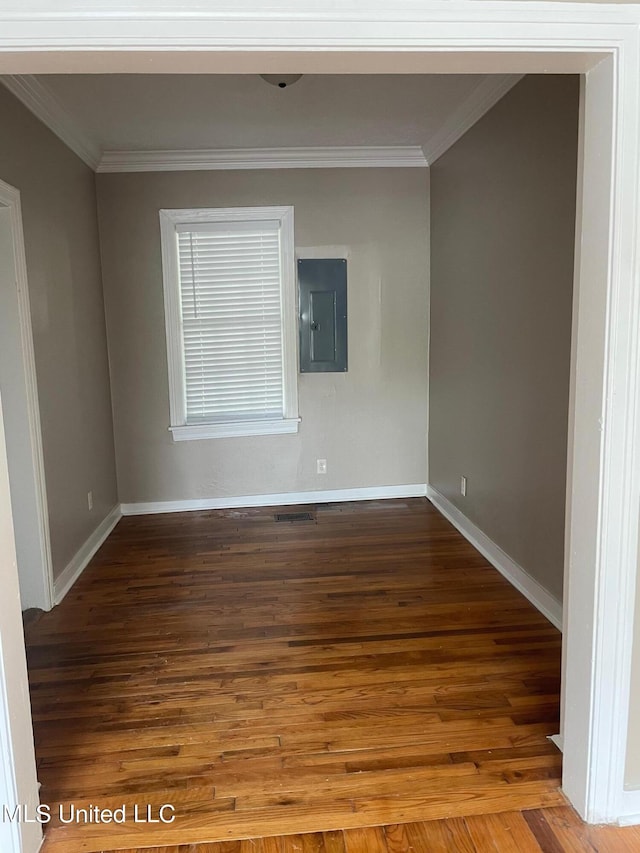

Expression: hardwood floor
xmin=25 ymin=498 xmax=569 ymax=852
xmin=110 ymin=806 xmax=640 ymax=852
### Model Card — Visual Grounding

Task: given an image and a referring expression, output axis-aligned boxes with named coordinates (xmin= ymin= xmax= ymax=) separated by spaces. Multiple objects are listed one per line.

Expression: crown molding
xmin=422 ymin=74 xmax=524 ymax=165
xmin=97 ymin=146 xmax=428 ymax=172
xmin=96 ymin=76 xmax=521 ymax=173
xmin=0 ymin=71 xmax=521 ymax=175
xmin=1 ymin=75 xmax=100 ymax=169
xmin=0 ymin=71 xmax=516 ymax=175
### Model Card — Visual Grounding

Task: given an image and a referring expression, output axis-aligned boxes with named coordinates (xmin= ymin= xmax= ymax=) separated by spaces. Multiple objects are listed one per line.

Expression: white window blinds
xmin=176 ymin=221 xmax=284 ymax=424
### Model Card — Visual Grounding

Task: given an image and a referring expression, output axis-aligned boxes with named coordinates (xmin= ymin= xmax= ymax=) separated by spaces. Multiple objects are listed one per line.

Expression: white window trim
xmin=159 ymin=205 xmax=300 ymax=440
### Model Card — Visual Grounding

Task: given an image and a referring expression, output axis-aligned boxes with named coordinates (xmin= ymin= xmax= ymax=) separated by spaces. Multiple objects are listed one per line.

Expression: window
xmin=160 ymin=206 xmax=299 ymax=440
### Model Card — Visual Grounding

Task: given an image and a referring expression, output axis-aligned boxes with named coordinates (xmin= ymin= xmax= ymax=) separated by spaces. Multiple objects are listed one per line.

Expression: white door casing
xmin=0 ymin=389 xmax=42 ymax=853
xmin=0 ymin=178 xmax=54 ymax=614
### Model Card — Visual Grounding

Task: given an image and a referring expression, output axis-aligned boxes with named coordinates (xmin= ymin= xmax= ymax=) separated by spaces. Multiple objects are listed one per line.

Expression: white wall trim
xmin=427 ymin=486 xmax=563 ymax=631
xmin=98 ymin=146 xmax=427 ymax=173
xmin=550 ymin=734 xmax=564 ymax=753
xmin=0 ymin=670 xmax=22 ymax=853
xmin=170 ymin=418 xmax=300 ymax=441
xmin=0 ymin=75 xmax=100 ymax=170
xmin=121 ymin=484 xmax=428 ymax=516
xmin=0 ymin=395 xmax=41 ymax=853
xmin=0 ymin=1 xmax=637 ymax=42
xmin=423 ymin=74 xmax=524 ymax=165
xmin=562 ymin=49 xmax=640 ymax=827
xmin=619 ymin=791 xmax=640 ymax=827
xmin=0 ymin=177 xmax=54 ymax=612
xmin=52 ymin=504 xmax=121 ymax=605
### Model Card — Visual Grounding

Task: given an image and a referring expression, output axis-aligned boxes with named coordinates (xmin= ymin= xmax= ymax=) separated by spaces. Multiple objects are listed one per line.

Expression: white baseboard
xmin=549 ymin=734 xmax=564 ymax=752
xmin=120 ymin=484 xmax=428 ymax=516
xmin=618 ymin=790 xmax=640 ymax=826
xmin=427 ymin=486 xmax=563 ymax=631
xmin=53 ymin=504 xmax=122 ymax=604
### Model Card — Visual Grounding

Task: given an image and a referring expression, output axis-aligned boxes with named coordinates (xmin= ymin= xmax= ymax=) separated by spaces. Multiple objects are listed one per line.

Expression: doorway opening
xmin=0 ymin=9 xmax=639 ymax=849
xmin=20 ymin=70 xmax=575 ymax=850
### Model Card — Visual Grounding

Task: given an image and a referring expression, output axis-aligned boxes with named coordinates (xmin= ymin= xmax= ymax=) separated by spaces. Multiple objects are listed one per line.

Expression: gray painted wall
xmin=0 ymin=84 xmax=118 ymax=582
xmin=96 ymin=168 xmax=430 ymax=504
xmin=429 ymin=75 xmax=579 ymax=602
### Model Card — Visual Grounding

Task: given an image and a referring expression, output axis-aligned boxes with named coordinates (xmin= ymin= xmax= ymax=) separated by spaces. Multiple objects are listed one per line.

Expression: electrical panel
xmin=298 ymin=258 xmax=348 ymax=373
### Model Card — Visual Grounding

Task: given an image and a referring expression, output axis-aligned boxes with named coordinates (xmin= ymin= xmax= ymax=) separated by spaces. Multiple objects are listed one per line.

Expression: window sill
xmin=169 ymin=418 xmax=300 ymax=441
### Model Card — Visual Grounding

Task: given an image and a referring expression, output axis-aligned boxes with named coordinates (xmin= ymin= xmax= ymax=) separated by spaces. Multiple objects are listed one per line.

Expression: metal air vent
xmin=274 ymin=511 xmax=315 ymax=523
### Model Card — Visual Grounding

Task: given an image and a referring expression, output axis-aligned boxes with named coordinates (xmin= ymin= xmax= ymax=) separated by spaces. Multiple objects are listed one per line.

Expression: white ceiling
xmin=32 ymin=73 xmax=496 ymax=151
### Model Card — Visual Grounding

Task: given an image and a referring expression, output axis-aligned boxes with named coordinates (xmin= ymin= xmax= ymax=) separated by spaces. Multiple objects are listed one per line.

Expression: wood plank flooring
xmin=110 ymin=806 xmax=640 ymax=852
xmin=25 ymin=498 xmax=568 ymax=852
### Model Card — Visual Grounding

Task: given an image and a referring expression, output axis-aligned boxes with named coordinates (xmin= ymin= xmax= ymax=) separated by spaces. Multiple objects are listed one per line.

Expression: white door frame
xmin=0 ymin=0 xmax=639 ymax=839
xmin=0 ymin=391 xmax=42 ymax=853
xmin=0 ymin=177 xmax=54 ymax=613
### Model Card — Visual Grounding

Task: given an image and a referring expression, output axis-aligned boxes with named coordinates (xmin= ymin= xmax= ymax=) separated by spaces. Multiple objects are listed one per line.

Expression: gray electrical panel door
xmin=298 ymin=258 xmax=348 ymax=373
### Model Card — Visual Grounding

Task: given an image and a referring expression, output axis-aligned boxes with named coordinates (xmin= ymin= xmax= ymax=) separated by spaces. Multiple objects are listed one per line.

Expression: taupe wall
xmin=0 ymin=85 xmax=118 ymax=581
xmin=429 ymin=75 xmax=579 ymax=602
xmin=96 ymin=168 xmax=429 ymax=505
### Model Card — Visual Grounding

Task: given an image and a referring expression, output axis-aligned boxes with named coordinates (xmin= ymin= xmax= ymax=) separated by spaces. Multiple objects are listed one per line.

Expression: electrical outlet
xmin=317 ymin=458 xmax=327 ymax=475
xmin=460 ymin=476 xmax=467 ymax=497
xmin=87 ymin=491 xmax=93 ymax=511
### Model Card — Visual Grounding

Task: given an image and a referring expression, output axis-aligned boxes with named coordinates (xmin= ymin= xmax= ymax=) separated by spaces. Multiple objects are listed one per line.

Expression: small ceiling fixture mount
xmin=260 ymin=74 xmax=303 ymax=89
